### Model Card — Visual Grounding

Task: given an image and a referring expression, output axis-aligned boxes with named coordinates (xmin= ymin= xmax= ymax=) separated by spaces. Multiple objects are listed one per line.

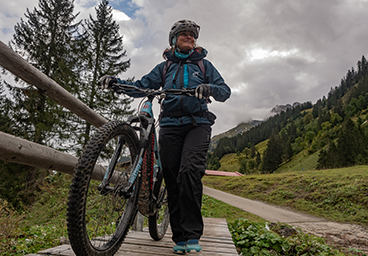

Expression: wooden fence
xmin=0 ymin=39 xmax=145 ymax=230
xmin=0 ymin=39 xmax=107 ymax=173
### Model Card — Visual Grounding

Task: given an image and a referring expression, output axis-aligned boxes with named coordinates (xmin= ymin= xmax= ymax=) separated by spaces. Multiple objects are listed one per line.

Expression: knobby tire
xmin=67 ymin=121 xmax=140 ymax=256
xmin=148 ymin=184 xmax=170 ymax=241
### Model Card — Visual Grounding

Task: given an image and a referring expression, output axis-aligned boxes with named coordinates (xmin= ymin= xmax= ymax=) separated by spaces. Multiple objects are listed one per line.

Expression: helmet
xmin=169 ymin=19 xmax=200 ymax=46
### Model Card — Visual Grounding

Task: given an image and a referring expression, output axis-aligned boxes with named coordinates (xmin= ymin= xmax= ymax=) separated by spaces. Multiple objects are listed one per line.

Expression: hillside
xmin=209 ymin=120 xmax=262 ymax=152
xmin=203 ymin=166 xmax=368 ymax=254
xmin=203 ymin=165 xmax=368 ymax=226
xmin=208 ymin=55 xmax=368 ymax=175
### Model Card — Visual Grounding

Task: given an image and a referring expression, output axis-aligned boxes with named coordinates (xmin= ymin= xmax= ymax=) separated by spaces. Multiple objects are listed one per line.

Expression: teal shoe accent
xmin=186 ymin=239 xmax=202 ymax=252
xmin=173 ymin=241 xmax=186 ymax=253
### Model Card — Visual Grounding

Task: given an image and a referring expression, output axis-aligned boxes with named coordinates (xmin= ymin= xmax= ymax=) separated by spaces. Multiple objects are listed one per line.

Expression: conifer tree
xmin=260 ymin=133 xmax=283 ymax=173
xmin=0 ymin=80 xmax=13 ymax=134
xmin=249 ymin=144 xmax=256 ymax=158
xmin=337 ymin=118 xmax=366 ymax=166
xmin=8 ymin=0 xmax=80 ymax=148
xmin=282 ymin=139 xmax=293 ymax=162
xmin=317 ymin=143 xmax=341 ymax=169
xmin=0 ymin=0 xmax=82 ymax=208
xmin=0 ymin=77 xmax=49 ymax=209
xmin=75 ymin=0 xmax=133 ymax=147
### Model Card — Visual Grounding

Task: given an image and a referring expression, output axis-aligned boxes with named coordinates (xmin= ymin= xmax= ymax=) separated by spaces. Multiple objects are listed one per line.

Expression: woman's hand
xmin=195 ymin=84 xmax=212 ymax=99
xmin=98 ymin=75 xmax=117 ymax=89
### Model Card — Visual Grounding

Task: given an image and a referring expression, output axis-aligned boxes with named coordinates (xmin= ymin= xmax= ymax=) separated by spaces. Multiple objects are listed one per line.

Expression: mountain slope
xmin=209 ymin=120 xmax=262 ymax=152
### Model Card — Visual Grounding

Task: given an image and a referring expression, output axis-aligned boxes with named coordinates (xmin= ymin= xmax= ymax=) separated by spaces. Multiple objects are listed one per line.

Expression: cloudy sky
xmin=1 ymin=0 xmax=368 ymax=136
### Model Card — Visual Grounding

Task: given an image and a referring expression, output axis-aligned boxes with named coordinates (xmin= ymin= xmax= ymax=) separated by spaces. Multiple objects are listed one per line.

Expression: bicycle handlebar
xmin=111 ymin=83 xmax=196 ymax=97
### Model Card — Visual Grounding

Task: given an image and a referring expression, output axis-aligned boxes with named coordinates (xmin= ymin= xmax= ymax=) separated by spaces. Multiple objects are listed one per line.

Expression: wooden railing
xmin=0 ymin=39 xmax=144 ymax=230
xmin=0 ymin=40 xmax=107 ymax=173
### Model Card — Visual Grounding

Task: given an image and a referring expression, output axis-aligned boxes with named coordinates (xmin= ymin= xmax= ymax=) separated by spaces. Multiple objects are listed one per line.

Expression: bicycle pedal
xmin=119 ymin=189 xmax=131 ymax=198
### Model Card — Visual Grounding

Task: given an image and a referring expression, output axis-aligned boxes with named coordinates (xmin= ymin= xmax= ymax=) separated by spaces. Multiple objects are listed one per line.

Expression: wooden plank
xmin=37 ymin=244 xmax=75 ymax=256
xmin=0 ymin=40 xmax=107 ymax=128
xmin=38 ymin=242 xmax=237 ymax=256
xmin=126 ymin=233 xmax=235 ymax=246
xmin=29 ymin=218 xmax=238 ymax=256
xmin=124 ymin=234 xmax=236 ymax=249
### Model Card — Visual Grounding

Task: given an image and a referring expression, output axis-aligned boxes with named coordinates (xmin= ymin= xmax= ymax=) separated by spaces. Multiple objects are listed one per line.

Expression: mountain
xmin=209 ymin=102 xmax=302 ymax=152
xmin=209 ymin=120 xmax=262 ymax=152
xmin=271 ymin=102 xmax=301 ymax=115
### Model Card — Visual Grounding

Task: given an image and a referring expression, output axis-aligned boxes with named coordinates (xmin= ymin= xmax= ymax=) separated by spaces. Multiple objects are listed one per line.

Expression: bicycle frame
xmin=98 ymin=95 xmax=163 ymax=211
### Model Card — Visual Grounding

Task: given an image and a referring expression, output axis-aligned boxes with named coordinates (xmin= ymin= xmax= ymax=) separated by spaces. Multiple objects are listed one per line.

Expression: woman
xmin=99 ymin=19 xmax=231 ymax=253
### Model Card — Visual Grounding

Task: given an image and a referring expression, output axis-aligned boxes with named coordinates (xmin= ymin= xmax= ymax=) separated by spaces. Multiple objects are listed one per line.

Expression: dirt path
xmin=203 ymin=186 xmax=368 ymax=254
xmin=292 ymin=222 xmax=368 ymax=254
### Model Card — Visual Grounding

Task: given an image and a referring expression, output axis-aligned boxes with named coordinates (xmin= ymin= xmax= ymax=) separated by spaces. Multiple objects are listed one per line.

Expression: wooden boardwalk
xmin=28 ymin=218 xmax=238 ymax=256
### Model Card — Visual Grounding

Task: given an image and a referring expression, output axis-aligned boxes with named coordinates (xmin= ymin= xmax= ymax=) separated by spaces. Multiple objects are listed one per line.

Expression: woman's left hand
xmin=195 ymin=84 xmax=212 ymax=99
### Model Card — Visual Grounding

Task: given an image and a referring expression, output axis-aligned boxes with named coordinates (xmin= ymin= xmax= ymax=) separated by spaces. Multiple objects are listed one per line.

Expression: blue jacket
xmin=117 ymin=48 xmax=231 ymax=127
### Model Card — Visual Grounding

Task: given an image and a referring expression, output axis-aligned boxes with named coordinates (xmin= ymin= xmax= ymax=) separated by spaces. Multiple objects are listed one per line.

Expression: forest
xmin=208 ymin=54 xmax=368 ymax=174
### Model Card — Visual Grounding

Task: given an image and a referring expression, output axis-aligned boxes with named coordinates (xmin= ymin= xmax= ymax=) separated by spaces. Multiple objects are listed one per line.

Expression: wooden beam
xmin=0 ymin=40 xmax=108 ymax=128
xmin=0 ymin=131 xmax=106 ymax=180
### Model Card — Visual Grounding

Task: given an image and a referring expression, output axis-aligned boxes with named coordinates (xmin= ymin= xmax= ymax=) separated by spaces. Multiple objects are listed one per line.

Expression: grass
xmin=2 ymin=166 xmax=368 ymax=255
xmin=218 ymin=153 xmax=240 ymax=172
xmin=0 ymin=172 xmax=263 ymax=255
xmin=275 ymin=149 xmax=319 ymax=173
xmin=255 ymin=139 xmax=269 ymax=155
xmin=201 ymin=194 xmax=264 ymax=223
xmin=0 ymin=173 xmax=70 ymax=255
xmin=203 ymin=166 xmax=368 ymax=227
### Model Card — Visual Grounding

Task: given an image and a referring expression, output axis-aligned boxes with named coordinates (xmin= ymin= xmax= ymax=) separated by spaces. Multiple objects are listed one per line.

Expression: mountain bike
xmin=66 ymin=84 xmax=195 ymax=256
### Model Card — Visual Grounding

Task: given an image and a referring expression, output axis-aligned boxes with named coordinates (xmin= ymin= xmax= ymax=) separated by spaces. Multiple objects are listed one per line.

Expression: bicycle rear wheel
xmin=67 ymin=121 xmax=140 ymax=256
xmin=148 ymin=182 xmax=170 ymax=241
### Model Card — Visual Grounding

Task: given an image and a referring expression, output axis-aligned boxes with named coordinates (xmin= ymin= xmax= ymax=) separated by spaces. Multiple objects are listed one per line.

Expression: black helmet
xmin=169 ymin=19 xmax=200 ymax=46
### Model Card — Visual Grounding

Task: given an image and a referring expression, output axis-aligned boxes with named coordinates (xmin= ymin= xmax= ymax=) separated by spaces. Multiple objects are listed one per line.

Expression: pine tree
xmin=8 ymin=0 xmax=80 ymax=148
xmin=337 ymin=119 xmax=366 ymax=166
xmin=11 ymin=0 xmax=80 ymax=90
xmin=255 ymin=152 xmax=261 ymax=169
xmin=249 ymin=144 xmax=256 ymax=158
xmin=75 ymin=0 xmax=133 ymax=147
xmin=2 ymin=0 xmax=83 ymax=209
xmin=0 ymin=80 xmax=14 ymax=134
xmin=282 ymin=139 xmax=293 ymax=162
xmin=317 ymin=146 xmax=338 ymax=169
xmin=260 ymin=133 xmax=283 ymax=173
xmin=0 ymin=78 xmax=49 ymax=209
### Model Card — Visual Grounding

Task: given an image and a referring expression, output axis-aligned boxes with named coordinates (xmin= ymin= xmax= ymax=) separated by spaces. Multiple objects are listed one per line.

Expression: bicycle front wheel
xmin=67 ymin=121 xmax=140 ymax=256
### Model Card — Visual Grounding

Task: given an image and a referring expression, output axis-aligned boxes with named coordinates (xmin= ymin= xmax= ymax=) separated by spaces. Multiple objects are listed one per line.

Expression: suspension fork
xmin=98 ymin=136 xmax=125 ymax=195
xmin=151 ymin=128 xmax=163 ymax=199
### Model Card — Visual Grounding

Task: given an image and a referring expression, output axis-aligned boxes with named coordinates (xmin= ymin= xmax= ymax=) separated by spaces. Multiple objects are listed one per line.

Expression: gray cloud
xmin=1 ymin=0 xmax=368 ymax=136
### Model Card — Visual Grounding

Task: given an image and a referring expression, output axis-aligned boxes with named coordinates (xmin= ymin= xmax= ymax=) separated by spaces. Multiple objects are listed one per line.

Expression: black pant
xmin=159 ymin=124 xmax=211 ymax=243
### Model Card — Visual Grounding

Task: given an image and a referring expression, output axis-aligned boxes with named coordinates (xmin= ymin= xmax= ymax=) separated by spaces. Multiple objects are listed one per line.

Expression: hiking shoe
xmin=173 ymin=241 xmax=186 ymax=253
xmin=186 ymin=239 xmax=202 ymax=252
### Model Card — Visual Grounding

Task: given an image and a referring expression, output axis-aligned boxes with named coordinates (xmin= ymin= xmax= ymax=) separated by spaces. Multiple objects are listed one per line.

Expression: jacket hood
xmin=165 ymin=48 xmax=208 ymax=62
